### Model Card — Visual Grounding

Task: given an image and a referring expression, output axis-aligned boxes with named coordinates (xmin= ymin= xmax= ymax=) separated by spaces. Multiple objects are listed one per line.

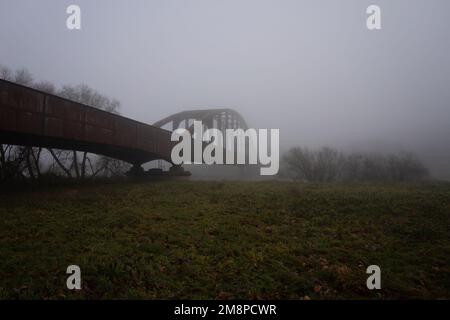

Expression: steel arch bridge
xmin=0 ymin=79 xmax=249 ymax=171
xmin=153 ymin=108 xmax=248 ymax=132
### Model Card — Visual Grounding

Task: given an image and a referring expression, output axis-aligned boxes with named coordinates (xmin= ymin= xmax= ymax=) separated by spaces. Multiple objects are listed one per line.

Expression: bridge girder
xmin=0 ymin=79 xmax=249 ymax=168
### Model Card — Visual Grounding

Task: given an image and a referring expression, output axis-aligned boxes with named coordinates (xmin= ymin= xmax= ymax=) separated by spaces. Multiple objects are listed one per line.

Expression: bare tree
xmin=0 ymin=65 xmax=13 ymax=81
xmin=33 ymin=80 xmax=56 ymax=94
xmin=57 ymin=84 xmax=124 ymax=178
xmin=282 ymin=147 xmax=429 ymax=183
xmin=314 ymin=147 xmax=342 ymax=182
xmin=14 ymin=68 xmax=34 ymax=86
xmin=47 ymin=149 xmax=73 ymax=178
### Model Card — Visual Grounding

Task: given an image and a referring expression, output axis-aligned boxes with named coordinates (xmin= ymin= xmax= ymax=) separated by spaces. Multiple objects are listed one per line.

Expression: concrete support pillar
xmin=127 ymin=164 xmax=145 ymax=177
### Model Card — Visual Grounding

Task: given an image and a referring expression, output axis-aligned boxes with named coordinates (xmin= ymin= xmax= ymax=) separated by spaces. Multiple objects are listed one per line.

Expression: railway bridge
xmin=0 ymin=79 xmax=248 ymax=174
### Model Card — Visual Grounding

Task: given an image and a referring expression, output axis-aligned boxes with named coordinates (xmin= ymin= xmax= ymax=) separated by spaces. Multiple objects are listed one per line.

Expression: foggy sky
xmin=1 ymin=0 xmax=450 ymax=178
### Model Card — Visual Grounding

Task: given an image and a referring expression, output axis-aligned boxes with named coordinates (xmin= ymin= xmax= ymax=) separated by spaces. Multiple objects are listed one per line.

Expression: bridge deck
xmin=0 ymin=79 xmax=174 ymax=165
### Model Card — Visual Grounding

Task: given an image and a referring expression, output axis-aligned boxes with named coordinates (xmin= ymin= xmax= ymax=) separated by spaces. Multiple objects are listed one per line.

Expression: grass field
xmin=0 ymin=181 xmax=449 ymax=299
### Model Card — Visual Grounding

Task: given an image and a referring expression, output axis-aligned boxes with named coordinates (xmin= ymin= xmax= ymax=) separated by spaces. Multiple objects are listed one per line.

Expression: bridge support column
xmin=169 ymin=165 xmax=191 ymax=177
xmin=127 ymin=164 xmax=145 ymax=177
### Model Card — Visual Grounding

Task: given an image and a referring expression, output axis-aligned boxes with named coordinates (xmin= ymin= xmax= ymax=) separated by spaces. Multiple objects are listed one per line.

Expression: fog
xmin=1 ymin=0 xmax=449 ymax=178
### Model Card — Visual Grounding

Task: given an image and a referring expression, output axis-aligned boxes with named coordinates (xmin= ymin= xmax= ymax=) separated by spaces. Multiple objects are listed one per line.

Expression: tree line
xmin=0 ymin=65 xmax=130 ymax=182
xmin=281 ymin=146 xmax=429 ymax=182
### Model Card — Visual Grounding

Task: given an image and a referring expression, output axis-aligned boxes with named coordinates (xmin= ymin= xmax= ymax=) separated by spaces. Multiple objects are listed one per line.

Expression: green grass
xmin=0 ymin=181 xmax=449 ymax=299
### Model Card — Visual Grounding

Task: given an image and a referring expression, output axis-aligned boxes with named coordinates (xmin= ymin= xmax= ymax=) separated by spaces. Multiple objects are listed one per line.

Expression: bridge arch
xmin=153 ymin=108 xmax=248 ymax=132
